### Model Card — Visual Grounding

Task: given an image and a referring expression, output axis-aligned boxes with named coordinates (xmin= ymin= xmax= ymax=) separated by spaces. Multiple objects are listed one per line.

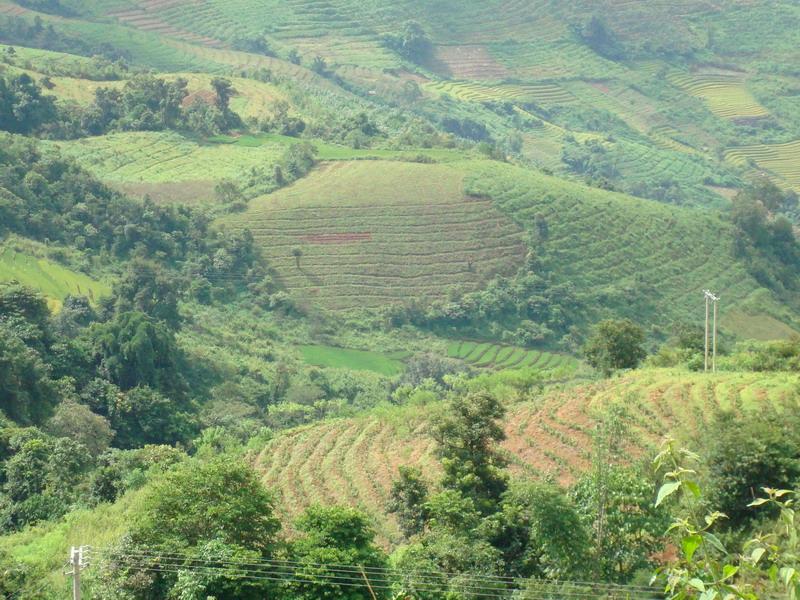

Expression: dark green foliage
xmin=723 ymin=337 xmax=800 ymax=371
xmin=0 ymin=73 xmax=57 ymax=134
xmin=495 ymin=482 xmax=590 ymax=580
xmin=91 ymin=311 xmax=183 ymax=394
xmin=703 ymin=408 xmax=800 ymax=528
xmin=112 ymin=261 xmax=181 ymax=328
xmin=0 ymin=430 xmax=91 ymax=531
xmin=579 ymin=15 xmax=625 ymax=60
xmin=731 ymin=182 xmax=800 ymax=292
xmin=381 ymin=21 xmax=431 ymax=63
xmin=571 ymin=466 xmax=668 ymax=582
xmin=584 ymin=319 xmax=647 ymax=376
xmin=285 ymin=505 xmax=388 ymax=600
xmin=387 ymin=465 xmax=429 ymax=539
xmin=434 ymin=391 xmax=507 ymax=515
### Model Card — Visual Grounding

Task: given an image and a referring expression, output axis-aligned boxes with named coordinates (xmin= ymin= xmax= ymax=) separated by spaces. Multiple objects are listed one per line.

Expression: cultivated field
xmin=224 ymin=160 xmax=528 ymax=311
xmin=669 ymin=73 xmax=769 ymax=120
xmin=298 ymin=344 xmax=406 ymax=376
xmin=446 ymin=340 xmax=577 ymax=372
xmin=49 ymin=132 xmax=287 ymax=203
xmin=256 ymin=369 xmax=800 ymax=546
xmin=725 ymin=139 xmax=800 ymax=192
xmin=424 ymin=79 xmax=574 ymax=105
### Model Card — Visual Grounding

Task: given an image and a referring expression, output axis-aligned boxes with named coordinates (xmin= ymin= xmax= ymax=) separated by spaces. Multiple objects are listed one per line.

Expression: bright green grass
xmin=298 ymin=344 xmax=405 ymax=376
xmin=0 ymin=246 xmax=110 ymax=311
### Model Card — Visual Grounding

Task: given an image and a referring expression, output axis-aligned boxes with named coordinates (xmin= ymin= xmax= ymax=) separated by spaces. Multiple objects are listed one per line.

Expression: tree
xmin=433 ymin=391 xmax=508 ymax=514
xmin=583 ymin=319 xmax=646 ymax=376
xmin=291 ymin=246 xmax=303 ymax=269
xmin=703 ymin=408 xmax=800 ymax=529
xmin=133 ymin=457 xmax=280 ymax=552
xmin=112 ymin=260 xmax=181 ymax=329
xmin=0 ymin=323 xmax=57 ymax=424
xmin=91 ymin=311 xmax=185 ymax=396
xmin=310 ymin=55 xmax=328 ymax=76
xmin=0 ymin=74 xmax=57 ymax=134
xmin=382 ymin=21 xmax=431 ymax=63
xmin=285 ymin=505 xmax=388 ymax=600
xmin=107 ymin=385 xmax=195 ymax=449
xmin=45 ymin=401 xmax=113 ymax=457
xmin=388 ymin=465 xmax=430 ymax=539
xmin=496 ymin=482 xmax=591 ymax=580
xmin=579 ymin=15 xmax=624 ymax=60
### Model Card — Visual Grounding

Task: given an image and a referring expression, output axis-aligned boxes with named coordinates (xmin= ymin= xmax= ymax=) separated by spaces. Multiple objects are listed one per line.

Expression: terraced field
xmin=0 ymin=246 xmax=111 ymax=310
xmin=256 ymin=370 xmax=800 ymax=545
xmin=669 ymin=73 xmax=769 ymax=120
xmin=424 ymin=79 xmax=574 ymax=105
xmin=224 ymin=160 xmax=527 ymax=311
xmin=446 ymin=340 xmax=576 ymax=372
xmin=465 ymin=161 xmax=786 ymax=331
xmin=48 ymin=132 xmax=287 ymax=203
xmin=429 ymin=44 xmax=509 ymax=80
xmin=725 ymin=140 xmax=800 ymax=192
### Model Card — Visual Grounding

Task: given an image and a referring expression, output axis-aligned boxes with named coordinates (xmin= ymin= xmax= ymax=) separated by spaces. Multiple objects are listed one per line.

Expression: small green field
xmin=297 ymin=344 xmax=405 ymax=376
xmin=0 ymin=246 xmax=110 ymax=310
xmin=446 ymin=340 xmax=576 ymax=371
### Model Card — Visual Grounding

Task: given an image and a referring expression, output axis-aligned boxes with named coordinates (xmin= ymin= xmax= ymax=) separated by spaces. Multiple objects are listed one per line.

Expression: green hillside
xmin=1 ymin=1 xmax=800 ymax=598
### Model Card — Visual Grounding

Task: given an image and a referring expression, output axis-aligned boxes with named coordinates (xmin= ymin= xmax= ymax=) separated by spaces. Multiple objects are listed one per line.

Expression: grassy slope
xmin=0 ymin=245 xmax=110 ymax=311
xmin=298 ymin=344 xmax=404 ymax=376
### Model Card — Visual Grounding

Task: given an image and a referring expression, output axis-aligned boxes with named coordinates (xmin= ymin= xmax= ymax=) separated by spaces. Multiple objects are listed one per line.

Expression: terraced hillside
xmin=669 ymin=72 xmax=768 ymax=120
xmin=224 ymin=160 xmax=528 ymax=311
xmin=726 ymin=140 xmax=800 ymax=192
xmin=256 ymin=369 xmax=800 ymax=546
xmin=446 ymin=340 xmax=577 ymax=372
xmin=465 ymin=161 xmax=793 ymax=333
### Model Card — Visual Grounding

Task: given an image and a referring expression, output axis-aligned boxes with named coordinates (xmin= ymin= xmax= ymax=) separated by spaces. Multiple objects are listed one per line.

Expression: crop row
xmin=447 ymin=340 xmax=576 ymax=371
xmin=725 ymin=140 xmax=800 ymax=191
xmin=425 ymin=79 xmax=574 ymax=105
xmin=668 ymin=73 xmax=768 ymax=119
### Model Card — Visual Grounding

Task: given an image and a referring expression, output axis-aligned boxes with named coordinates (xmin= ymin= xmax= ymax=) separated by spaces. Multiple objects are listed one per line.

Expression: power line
xmin=85 ymin=547 xmax=659 ymax=599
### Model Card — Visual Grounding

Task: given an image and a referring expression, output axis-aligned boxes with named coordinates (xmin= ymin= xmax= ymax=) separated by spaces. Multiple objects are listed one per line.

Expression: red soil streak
xmin=182 ymin=89 xmax=217 ymax=108
xmin=300 ymin=232 xmax=372 ymax=244
xmin=588 ymin=81 xmax=611 ymax=94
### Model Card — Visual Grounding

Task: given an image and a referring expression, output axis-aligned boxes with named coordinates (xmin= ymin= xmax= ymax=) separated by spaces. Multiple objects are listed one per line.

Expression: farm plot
xmin=49 ymin=132 xmax=287 ymax=203
xmin=725 ymin=140 xmax=800 ymax=192
xmin=0 ymin=246 xmax=111 ymax=311
xmin=223 ymin=160 xmax=528 ymax=311
xmin=669 ymin=73 xmax=769 ymax=120
xmin=255 ymin=370 xmax=800 ymax=545
xmin=424 ymin=80 xmax=574 ymax=105
xmin=429 ymin=45 xmax=509 ymax=80
xmin=446 ymin=340 xmax=576 ymax=372
xmin=298 ymin=344 xmax=405 ymax=376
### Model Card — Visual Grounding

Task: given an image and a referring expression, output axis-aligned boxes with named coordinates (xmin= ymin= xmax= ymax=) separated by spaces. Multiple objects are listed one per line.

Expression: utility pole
xmin=68 ymin=546 xmax=84 ymax=600
xmin=703 ymin=290 xmax=720 ymax=372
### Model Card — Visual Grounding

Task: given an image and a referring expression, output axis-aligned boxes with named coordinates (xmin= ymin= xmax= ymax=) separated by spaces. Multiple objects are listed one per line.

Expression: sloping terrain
xmin=255 ymin=370 xmax=800 ymax=545
xmin=224 ymin=160 xmax=528 ymax=310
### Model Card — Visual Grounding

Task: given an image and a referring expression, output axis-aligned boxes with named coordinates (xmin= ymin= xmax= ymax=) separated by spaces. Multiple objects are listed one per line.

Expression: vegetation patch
xmin=298 ymin=344 xmax=405 ymax=376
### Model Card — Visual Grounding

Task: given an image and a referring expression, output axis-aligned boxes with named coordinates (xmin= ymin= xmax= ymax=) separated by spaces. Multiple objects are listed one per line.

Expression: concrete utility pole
xmin=703 ymin=290 xmax=720 ymax=372
xmin=68 ymin=546 xmax=84 ymax=600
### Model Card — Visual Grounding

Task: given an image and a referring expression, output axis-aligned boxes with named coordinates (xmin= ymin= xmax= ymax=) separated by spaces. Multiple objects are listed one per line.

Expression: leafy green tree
xmin=91 ymin=311 xmax=185 ymax=395
xmin=388 ymin=465 xmax=430 ymax=539
xmin=133 ymin=457 xmax=280 ymax=552
xmin=580 ymin=15 xmax=625 ymax=60
xmin=45 ymin=401 xmax=113 ymax=457
xmin=0 ymin=323 xmax=57 ymax=424
xmin=583 ymin=319 xmax=647 ymax=376
xmin=107 ymin=385 xmax=195 ymax=449
xmin=382 ymin=21 xmax=431 ymax=63
xmin=703 ymin=408 xmax=800 ymax=528
xmin=0 ymin=73 xmax=57 ymax=134
xmin=434 ymin=391 xmax=508 ymax=514
xmin=495 ymin=482 xmax=591 ymax=580
xmin=286 ymin=505 xmax=389 ymax=600
xmin=112 ymin=260 xmax=181 ymax=328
